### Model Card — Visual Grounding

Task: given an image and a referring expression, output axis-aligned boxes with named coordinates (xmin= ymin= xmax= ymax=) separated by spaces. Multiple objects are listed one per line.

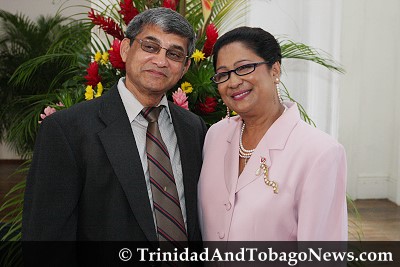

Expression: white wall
xmin=0 ymin=143 xmax=19 ymax=160
xmin=247 ymin=0 xmax=342 ymax=136
xmin=248 ymin=0 xmax=400 ymax=204
xmin=339 ymin=0 xmax=400 ymax=204
xmin=394 ymin=39 xmax=400 ymax=204
xmin=0 ymin=0 xmax=85 ymax=20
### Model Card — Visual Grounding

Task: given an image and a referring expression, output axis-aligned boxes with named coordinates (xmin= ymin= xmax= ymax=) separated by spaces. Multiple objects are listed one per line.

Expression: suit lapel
xmin=97 ymin=85 xmax=157 ymax=242
xmin=168 ymin=103 xmax=200 ymax=240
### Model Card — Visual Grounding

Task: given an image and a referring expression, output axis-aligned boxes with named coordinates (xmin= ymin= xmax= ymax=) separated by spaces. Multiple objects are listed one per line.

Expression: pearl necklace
xmin=239 ymin=104 xmax=288 ymax=165
xmin=239 ymin=122 xmax=254 ymax=165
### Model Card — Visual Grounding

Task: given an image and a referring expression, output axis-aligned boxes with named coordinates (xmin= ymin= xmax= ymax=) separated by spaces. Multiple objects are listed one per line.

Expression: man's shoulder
xmin=51 ymin=86 xmax=118 ymax=122
xmin=52 ymin=96 xmax=103 ymax=121
xmin=168 ymin=102 xmax=203 ymax=124
xmin=41 ymin=88 xmax=119 ymax=133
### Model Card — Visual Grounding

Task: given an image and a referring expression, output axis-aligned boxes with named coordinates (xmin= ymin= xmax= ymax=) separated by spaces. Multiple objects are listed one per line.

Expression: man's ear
xmin=120 ymin=38 xmax=131 ymax=62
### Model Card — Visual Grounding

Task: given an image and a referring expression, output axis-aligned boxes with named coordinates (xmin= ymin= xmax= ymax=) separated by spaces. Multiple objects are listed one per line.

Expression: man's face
xmin=120 ymin=24 xmax=191 ymax=105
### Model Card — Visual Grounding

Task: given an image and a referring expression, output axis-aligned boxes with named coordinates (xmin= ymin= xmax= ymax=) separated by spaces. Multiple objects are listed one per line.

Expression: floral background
xmin=41 ymin=0 xmax=240 ymax=127
xmin=36 ymin=0 xmax=344 ymax=132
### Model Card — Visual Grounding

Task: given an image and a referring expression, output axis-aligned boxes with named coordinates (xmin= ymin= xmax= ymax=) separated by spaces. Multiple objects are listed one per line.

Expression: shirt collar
xmin=117 ymin=77 xmax=172 ymax=123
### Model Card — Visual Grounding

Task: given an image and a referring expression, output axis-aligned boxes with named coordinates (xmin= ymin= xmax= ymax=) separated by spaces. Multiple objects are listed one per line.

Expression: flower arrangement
xmin=36 ymin=0 xmax=346 ymax=127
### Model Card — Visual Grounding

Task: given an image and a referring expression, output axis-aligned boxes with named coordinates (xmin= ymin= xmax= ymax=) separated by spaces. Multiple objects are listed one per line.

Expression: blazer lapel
xmin=236 ymin=102 xmax=301 ymax=192
xmin=224 ymin=119 xmax=241 ymax=196
xmin=97 ymin=85 xmax=157 ymax=242
xmin=236 ymin=147 xmax=270 ymax=193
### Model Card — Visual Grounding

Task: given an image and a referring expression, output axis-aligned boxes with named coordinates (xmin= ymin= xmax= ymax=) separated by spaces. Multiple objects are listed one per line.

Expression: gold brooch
xmin=256 ymin=157 xmax=278 ymax=194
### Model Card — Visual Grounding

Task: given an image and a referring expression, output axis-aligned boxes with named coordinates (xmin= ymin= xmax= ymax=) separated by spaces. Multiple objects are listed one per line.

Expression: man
xmin=22 ymin=8 xmax=207 ymax=242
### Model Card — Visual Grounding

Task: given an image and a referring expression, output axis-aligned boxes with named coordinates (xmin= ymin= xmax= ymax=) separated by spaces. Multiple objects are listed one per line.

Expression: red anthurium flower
xmin=163 ymin=0 xmax=177 ymax=10
xmin=197 ymin=96 xmax=218 ymax=114
xmin=118 ymin=0 xmax=139 ymax=25
xmin=203 ymin=23 xmax=218 ymax=57
xmin=88 ymin=8 xmax=124 ymax=40
xmin=84 ymin=61 xmax=102 ymax=86
xmin=108 ymin=39 xmax=126 ymax=70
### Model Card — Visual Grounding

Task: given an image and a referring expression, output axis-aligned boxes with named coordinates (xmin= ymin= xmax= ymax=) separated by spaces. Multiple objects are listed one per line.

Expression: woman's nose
xmin=227 ymin=72 xmax=243 ymax=88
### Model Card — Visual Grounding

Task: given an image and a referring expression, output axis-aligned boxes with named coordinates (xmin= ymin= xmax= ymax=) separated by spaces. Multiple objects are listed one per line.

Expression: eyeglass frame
xmin=210 ymin=61 xmax=270 ymax=84
xmin=133 ymin=38 xmax=189 ymax=62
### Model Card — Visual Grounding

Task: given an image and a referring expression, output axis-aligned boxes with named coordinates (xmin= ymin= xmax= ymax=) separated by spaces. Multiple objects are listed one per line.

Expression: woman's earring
xmin=275 ymin=78 xmax=283 ymax=104
xmin=226 ymin=105 xmax=231 ymax=120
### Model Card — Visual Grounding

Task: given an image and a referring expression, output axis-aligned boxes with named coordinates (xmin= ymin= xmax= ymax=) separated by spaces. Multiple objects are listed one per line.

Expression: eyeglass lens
xmin=212 ymin=62 xmax=269 ymax=83
xmin=138 ymin=39 xmax=186 ymax=62
xmin=212 ymin=64 xmax=256 ymax=83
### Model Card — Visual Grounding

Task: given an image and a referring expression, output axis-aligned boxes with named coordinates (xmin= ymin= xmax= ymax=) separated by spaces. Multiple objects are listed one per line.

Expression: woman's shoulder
xmin=293 ymin=120 xmax=345 ymax=154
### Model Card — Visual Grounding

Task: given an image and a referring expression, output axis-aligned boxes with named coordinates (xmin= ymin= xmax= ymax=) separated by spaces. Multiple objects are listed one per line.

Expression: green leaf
xmin=280 ymin=38 xmax=345 ymax=74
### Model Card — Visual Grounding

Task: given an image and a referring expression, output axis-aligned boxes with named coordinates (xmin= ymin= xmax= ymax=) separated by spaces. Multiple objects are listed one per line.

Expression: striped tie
xmin=141 ymin=106 xmax=188 ymax=246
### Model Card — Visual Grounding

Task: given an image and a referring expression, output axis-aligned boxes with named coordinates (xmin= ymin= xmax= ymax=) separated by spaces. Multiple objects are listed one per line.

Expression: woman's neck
xmin=242 ymin=103 xmax=285 ymax=140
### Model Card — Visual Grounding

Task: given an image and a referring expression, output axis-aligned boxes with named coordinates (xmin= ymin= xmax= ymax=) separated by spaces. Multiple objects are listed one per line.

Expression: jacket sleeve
xmin=22 ymin=115 xmax=82 ymax=241
xmin=297 ymin=143 xmax=348 ymax=241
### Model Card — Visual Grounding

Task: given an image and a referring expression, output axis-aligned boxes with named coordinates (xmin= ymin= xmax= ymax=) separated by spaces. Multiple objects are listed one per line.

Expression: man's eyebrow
xmin=143 ymin=36 xmax=160 ymax=43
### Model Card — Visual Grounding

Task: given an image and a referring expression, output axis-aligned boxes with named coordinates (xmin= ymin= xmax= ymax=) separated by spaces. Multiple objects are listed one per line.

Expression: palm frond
xmin=347 ymin=196 xmax=364 ymax=241
xmin=10 ymin=53 xmax=83 ymax=90
xmin=280 ymin=82 xmax=316 ymax=126
xmin=90 ymin=31 xmax=114 ymax=52
xmin=0 ymin=241 xmax=22 ymax=266
xmin=280 ymin=38 xmax=345 ymax=74
xmin=185 ymin=0 xmax=203 ymax=30
xmin=185 ymin=0 xmax=248 ymax=39
xmin=4 ymin=93 xmax=59 ymax=157
xmin=211 ymin=0 xmax=248 ymax=31
xmin=0 ymin=9 xmax=91 ymax=147
xmin=132 ymin=0 xmax=148 ymax=12
xmin=0 ymin=10 xmax=37 ymax=55
xmin=0 ymin=161 xmax=29 ymax=242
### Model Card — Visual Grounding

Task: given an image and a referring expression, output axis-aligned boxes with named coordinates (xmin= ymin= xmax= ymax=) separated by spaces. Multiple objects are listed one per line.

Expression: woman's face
xmin=215 ymin=42 xmax=280 ymax=117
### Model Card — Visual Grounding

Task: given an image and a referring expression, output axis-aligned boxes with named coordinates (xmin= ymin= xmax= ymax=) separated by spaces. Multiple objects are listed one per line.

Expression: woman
xmin=198 ymin=27 xmax=347 ymax=241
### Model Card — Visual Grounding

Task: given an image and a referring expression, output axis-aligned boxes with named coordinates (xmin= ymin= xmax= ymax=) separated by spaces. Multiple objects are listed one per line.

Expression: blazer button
xmin=225 ymin=202 xmax=232 ymax=211
xmin=217 ymin=231 xmax=225 ymax=239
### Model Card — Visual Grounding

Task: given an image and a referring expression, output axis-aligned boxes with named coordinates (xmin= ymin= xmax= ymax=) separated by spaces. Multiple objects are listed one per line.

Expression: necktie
xmin=141 ymin=106 xmax=188 ymax=245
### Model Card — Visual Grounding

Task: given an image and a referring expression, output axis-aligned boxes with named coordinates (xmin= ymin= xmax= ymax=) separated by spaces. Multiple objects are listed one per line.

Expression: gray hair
xmin=125 ymin=7 xmax=196 ymax=57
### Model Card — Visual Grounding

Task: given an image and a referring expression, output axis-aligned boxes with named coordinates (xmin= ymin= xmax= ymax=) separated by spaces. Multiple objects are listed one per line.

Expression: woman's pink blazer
xmin=198 ymin=102 xmax=348 ymax=241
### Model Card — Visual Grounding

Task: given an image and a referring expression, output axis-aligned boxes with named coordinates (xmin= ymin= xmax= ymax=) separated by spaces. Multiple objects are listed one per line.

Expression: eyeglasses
xmin=210 ymin=61 xmax=270 ymax=84
xmin=134 ymin=39 xmax=188 ymax=62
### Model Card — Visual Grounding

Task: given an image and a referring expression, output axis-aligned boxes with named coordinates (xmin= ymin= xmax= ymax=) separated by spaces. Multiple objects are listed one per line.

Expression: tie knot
xmin=141 ymin=106 xmax=163 ymax=123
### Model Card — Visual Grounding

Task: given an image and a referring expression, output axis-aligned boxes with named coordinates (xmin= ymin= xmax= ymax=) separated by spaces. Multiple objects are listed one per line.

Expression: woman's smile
xmin=231 ymin=89 xmax=252 ymax=100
